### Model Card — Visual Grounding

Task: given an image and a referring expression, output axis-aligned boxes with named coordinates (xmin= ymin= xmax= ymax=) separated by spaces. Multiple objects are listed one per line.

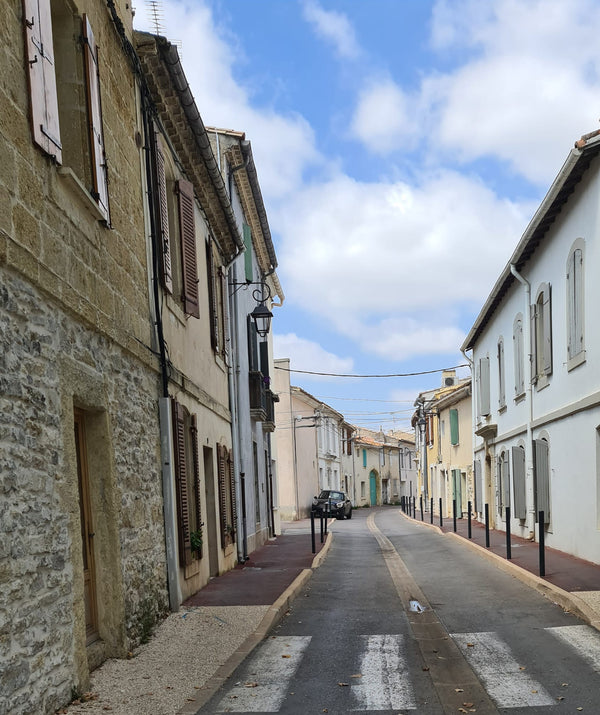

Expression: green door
xmin=369 ymin=471 xmax=377 ymax=505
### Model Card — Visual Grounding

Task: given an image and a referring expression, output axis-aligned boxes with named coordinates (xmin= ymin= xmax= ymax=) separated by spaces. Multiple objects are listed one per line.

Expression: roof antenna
xmin=145 ymin=0 xmax=164 ymax=35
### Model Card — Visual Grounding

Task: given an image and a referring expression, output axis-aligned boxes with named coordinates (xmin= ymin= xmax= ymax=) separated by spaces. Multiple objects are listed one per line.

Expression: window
xmin=172 ymin=400 xmax=203 ymax=565
xmin=449 ymin=408 xmax=459 ymax=446
xmin=24 ymin=0 xmax=110 ymax=222
xmin=207 ymin=239 xmax=227 ymax=355
xmin=362 ymin=449 xmax=367 ymax=468
xmin=217 ymin=443 xmax=237 ymax=548
xmin=511 ymin=444 xmax=526 ymax=520
xmin=360 ymin=481 xmax=366 ymax=498
xmin=477 ymin=356 xmax=491 ymax=417
xmin=567 ymin=240 xmax=585 ymax=368
xmin=497 ymin=337 xmax=506 ymax=409
xmin=513 ymin=314 xmax=525 ymax=398
xmin=532 ymin=283 xmax=552 ymax=386
xmin=533 ymin=437 xmax=550 ymax=523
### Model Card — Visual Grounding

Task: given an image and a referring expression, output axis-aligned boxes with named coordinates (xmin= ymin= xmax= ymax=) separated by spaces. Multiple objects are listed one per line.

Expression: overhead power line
xmin=273 ymin=363 xmax=469 ymax=378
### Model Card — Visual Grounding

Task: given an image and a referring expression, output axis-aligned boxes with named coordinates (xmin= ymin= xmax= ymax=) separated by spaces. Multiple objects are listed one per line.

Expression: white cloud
xmin=350 ymin=80 xmax=418 ymax=153
xmin=302 ymin=0 xmax=362 ymax=60
xmin=273 ymin=333 xmax=354 ymax=379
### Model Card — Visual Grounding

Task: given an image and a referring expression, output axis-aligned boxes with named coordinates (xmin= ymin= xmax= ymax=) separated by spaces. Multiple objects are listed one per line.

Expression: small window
xmin=497 ymin=337 xmax=506 ymax=409
xmin=513 ymin=314 xmax=525 ymax=398
xmin=532 ymin=283 xmax=552 ymax=386
xmin=566 ymin=240 xmax=585 ymax=368
xmin=362 ymin=448 xmax=367 ymax=468
xmin=449 ymin=408 xmax=459 ymax=446
xmin=217 ymin=443 xmax=237 ymax=548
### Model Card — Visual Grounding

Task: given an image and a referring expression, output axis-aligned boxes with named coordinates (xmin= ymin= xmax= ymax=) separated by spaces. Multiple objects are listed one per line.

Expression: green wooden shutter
xmin=449 ymin=409 xmax=459 ymax=445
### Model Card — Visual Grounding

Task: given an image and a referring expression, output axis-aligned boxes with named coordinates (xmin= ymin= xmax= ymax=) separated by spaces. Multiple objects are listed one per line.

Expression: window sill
xmin=514 ymin=392 xmax=526 ymax=404
xmin=57 ymin=166 xmax=106 ymax=224
xmin=567 ymin=351 xmax=586 ymax=372
xmin=498 ymin=403 xmax=507 ymax=414
xmin=535 ymin=374 xmax=550 ymax=392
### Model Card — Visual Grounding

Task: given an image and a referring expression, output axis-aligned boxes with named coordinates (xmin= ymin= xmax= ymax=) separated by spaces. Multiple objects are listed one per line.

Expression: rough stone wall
xmin=0 ymin=267 xmax=169 ymax=715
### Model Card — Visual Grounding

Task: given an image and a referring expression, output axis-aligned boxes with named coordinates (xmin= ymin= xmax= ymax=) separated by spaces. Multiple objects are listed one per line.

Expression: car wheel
xmin=347 ymin=508 xmax=352 ymax=519
xmin=336 ymin=509 xmax=344 ymax=520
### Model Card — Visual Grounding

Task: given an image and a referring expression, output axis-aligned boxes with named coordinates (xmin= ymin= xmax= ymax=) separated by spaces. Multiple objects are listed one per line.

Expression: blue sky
xmin=134 ymin=0 xmax=600 ymax=432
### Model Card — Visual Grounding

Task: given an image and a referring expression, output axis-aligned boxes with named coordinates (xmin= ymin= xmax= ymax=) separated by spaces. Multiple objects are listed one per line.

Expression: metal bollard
xmin=539 ymin=511 xmax=545 ymax=577
xmin=311 ymin=510 xmax=316 ymax=554
xmin=467 ymin=500 xmax=472 ymax=539
xmin=485 ymin=503 xmax=490 ymax=547
xmin=430 ymin=497 xmax=433 ymax=524
xmin=439 ymin=497 xmax=443 ymax=528
xmin=412 ymin=496 xmax=416 ymax=519
xmin=420 ymin=496 xmax=424 ymax=521
xmin=453 ymin=499 xmax=457 ymax=532
xmin=505 ymin=506 xmax=511 ymax=559
xmin=320 ymin=511 xmax=324 ymax=543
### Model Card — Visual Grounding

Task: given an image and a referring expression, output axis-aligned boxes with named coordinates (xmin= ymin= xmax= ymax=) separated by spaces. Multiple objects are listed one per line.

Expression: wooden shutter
xmin=501 ymin=451 xmax=510 ymax=509
xmin=152 ymin=130 xmax=173 ymax=294
xmin=473 ymin=458 xmax=481 ymax=513
xmin=449 ymin=408 xmax=459 ymax=446
xmin=498 ymin=338 xmax=505 ymax=406
xmin=243 ymin=223 xmax=253 ymax=281
xmin=533 ymin=439 xmax=550 ymax=522
xmin=172 ymin=400 xmax=192 ymax=566
xmin=190 ymin=415 xmax=202 ymax=557
xmin=82 ymin=16 xmax=109 ymax=223
xmin=512 ymin=445 xmax=526 ymax=519
xmin=567 ymin=250 xmax=583 ymax=359
xmin=479 ymin=357 xmax=490 ymax=416
xmin=177 ymin=180 xmax=199 ymax=317
xmin=217 ymin=444 xmax=228 ymax=548
xmin=228 ymin=448 xmax=237 ymax=533
xmin=221 ymin=267 xmax=230 ymax=364
xmin=23 ymin=0 xmax=62 ymax=162
xmin=206 ymin=240 xmax=219 ymax=349
xmin=513 ymin=317 xmax=524 ymax=395
xmin=542 ymin=285 xmax=552 ymax=376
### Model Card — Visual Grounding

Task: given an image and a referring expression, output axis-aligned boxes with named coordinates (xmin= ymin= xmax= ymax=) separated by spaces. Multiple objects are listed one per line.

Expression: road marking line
xmin=547 ymin=624 xmax=600 ymax=672
xmin=213 ymin=636 xmax=311 ymax=712
xmin=451 ymin=632 xmax=555 ymax=708
xmin=351 ymin=634 xmax=416 ymax=711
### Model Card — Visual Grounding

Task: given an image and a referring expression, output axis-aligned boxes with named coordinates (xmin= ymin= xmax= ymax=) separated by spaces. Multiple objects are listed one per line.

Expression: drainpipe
xmin=461 ymin=348 xmax=476 ymax=513
xmin=510 ymin=264 xmax=535 ymax=536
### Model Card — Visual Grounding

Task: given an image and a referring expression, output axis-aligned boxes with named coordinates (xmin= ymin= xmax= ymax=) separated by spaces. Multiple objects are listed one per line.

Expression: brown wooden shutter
xmin=82 ymin=15 xmax=110 ymax=223
xmin=206 ymin=240 xmax=218 ymax=349
xmin=153 ymin=130 xmax=173 ymax=294
xmin=221 ymin=267 xmax=230 ymax=364
xmin=190 ymin=414 xmax=202 ymax=558
xmin=228 ymin=448 xmax=237 ymax=533
xmin=172 ymin=399 xmax=192 ymax=566
xmin=23 ymin=0 xmax=62 ymax=162
xmin=177 ymin=180 xmax=199 ymax=317
xmin=217 ymin=444 xmax=228 ymax=548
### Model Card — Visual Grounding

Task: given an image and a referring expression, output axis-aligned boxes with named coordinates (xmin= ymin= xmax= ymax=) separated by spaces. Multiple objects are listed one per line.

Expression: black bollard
xmin=430 ymin=497 xmax=433 ymax=524
xmin=505 ymin=506 xmax=511 ymax=559
xmin=539 ymin=511 xmax=545 ymax=577
xmin=420 ymin=496 xmax=424 ymax=521
xmin=412 ymin=496 xmax=416 ymax=519
xmin=311 ymin=510 xmax=316 ymax=554
xmin=467 ymin=501 xmax=472 ymax=539
xmin=439 ymin=497 xmax=443 ymax=528
xmin=320 ymin=511 xmax=324 ymax=543
xmin=485 ymin=503 xmax=490 ymax=547
xmin=453 ymin=499 xmax=457 ymax=532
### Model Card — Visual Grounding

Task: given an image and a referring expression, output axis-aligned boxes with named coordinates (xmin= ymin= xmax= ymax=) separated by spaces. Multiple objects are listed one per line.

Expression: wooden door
xmin=74 ymin=411 xmax=99 ymax=644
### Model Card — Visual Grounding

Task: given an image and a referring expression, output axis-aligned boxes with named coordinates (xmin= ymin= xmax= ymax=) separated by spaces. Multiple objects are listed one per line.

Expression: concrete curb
xmin=401 ymin=511 xmax=600 ymax=632
xmin=180 ymin=531 xmax=334 ymax=714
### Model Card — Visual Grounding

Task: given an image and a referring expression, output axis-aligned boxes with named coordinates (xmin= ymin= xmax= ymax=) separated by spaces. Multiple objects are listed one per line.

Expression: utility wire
xmin=274 ymin=364 xmax=469 ymax=378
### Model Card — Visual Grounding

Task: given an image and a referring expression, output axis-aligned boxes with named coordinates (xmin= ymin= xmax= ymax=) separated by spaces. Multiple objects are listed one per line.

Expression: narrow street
xmin=196 ymin=507 xmax=600 ymax=714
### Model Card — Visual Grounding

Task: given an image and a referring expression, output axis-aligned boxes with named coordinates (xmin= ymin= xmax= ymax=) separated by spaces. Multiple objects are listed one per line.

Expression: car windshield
xmin=318 ymin=491 xmax=344 ymax=500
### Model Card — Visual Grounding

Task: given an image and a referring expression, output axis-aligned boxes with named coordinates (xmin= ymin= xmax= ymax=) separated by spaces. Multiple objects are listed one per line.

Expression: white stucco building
xmin=461 ymin=129 xmax=600 ymax=564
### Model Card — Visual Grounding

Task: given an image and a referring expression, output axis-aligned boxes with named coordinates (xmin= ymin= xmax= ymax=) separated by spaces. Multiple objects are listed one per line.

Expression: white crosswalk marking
xmin=351 ymin=634 xmax=416 ymax=711
xmin=547 ymin=624 xmax=600 ymax=672
xmin=451 ymin=631 xmax=555 ymax=708
xmin=213 ymin=636 xmax=311 ymax=712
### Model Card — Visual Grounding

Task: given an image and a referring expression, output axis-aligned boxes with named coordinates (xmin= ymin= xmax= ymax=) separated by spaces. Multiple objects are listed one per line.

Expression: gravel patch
xmin=62 ymin=605 xmax=269 ymax=715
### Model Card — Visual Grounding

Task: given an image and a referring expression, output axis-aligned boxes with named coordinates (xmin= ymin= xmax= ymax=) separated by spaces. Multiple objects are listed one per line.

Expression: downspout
xmin=510 ymin=264 xmax=535 ymax=536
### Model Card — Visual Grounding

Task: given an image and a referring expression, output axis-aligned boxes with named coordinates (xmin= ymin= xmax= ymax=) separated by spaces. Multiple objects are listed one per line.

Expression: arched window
xmin=566 ymin=239 xmax=585 ymax=369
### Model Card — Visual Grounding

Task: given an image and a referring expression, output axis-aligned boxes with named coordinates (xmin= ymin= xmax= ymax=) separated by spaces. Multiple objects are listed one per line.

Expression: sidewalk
xmin=402 ymin=506 xmax=600 ymax=631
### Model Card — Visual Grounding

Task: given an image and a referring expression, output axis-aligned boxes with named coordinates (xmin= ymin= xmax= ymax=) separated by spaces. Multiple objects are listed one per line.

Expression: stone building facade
xmin=1 ymin=1 xmax=169 ymax=712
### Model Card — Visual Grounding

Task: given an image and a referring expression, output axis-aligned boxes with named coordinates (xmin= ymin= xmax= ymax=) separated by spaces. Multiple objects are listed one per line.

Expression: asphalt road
xmin=196 ymin=507 xmax=600 ymax=714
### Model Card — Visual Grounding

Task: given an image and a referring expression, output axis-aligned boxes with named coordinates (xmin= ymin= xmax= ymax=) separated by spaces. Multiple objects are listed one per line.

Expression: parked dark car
xmin=312 ymin=490 xmax=352 ymax=520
